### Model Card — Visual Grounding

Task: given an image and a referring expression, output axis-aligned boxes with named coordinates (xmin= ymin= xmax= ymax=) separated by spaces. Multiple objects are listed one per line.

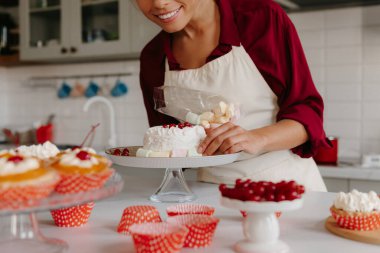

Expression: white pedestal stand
xmin=221 ymin=197 xmax=303 ymax=253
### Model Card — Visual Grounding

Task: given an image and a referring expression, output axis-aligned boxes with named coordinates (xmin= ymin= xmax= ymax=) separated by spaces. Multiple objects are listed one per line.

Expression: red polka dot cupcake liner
xmin=51 ymin=202 xmax=95 ymax=227
xmin=166 ymin=204 xmax=215 ymax=217
xmin=240 ymin=210 xmax=282 ymax=218
xmin=55 ymin=169 xmax=113 ymax=194
xmin=117 ymin=205 xmax=162 ymax=235
xmin=167 ymin=214 xmax=220 ymax=248
xmin=0 ymin=175 xmax=60 ymax=209
xmin=129 ymin=222 xmax=188 ymax=253
xmin=330 ymin=206 xmax=380 ymax=231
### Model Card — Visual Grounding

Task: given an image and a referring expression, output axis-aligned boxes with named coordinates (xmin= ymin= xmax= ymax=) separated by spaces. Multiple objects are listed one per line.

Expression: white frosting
xmin=0 ymin=156 xmax=40 ymax=176
xmin=59 ymin=148 xmax=99 ymax=168
xmin=141 ymin=125 xmax=206 ymax=154
xmin=14 ymin=141 xmax=60 ymax=160
xmin=334 ymin=189 xmax=380 ymax=212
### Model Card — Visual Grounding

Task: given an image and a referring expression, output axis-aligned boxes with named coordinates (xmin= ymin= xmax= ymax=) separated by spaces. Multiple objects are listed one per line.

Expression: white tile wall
xmin=0 ymin=60 xmax=149 ymax=149
xmin=290 ymin=5 xmax=380 ymax=159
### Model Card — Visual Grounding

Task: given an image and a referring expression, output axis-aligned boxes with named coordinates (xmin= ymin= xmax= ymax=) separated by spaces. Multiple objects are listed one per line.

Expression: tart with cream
xmin=330 ymin=189 xmax=380 ymax=231
xmin=0 ymin=153 xmax=60 ymax=207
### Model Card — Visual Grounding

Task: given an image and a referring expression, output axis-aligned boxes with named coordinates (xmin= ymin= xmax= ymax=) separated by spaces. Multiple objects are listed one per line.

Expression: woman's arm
xmin=198 ymin=120 xmax=307 ymax=156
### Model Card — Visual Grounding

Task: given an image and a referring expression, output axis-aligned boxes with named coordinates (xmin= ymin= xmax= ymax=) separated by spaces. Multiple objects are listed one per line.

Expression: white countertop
xmin=31 ymin=166 xmax=380 ymax=253
xmin=318 ymin=162 xmax=380 ymax=181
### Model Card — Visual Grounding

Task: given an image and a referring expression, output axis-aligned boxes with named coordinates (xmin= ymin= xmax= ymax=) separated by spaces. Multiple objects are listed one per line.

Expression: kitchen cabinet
xmin=19 ymin=0 xmax=160 ymax=61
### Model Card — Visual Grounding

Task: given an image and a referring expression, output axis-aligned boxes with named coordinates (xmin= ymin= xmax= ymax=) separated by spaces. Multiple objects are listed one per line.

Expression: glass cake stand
xmin=106 ymin=146 xmax=240 ymax=203
xmin=0 ymin=172 xmax=124 ymax=253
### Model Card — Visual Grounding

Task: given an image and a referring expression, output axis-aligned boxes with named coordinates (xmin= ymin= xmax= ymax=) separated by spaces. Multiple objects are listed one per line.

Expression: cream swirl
xmin=59 ymin=148 xmax=99 ymax=168
xmin=15 ymin=141 xmax=60 ymax=159
xmin=0 ymin=157 xmax=40 ymax=176
xmin=334 ymin=189 xmax=380 ymax=212
xmin=142 ymin=125 xmax=206 ymax=152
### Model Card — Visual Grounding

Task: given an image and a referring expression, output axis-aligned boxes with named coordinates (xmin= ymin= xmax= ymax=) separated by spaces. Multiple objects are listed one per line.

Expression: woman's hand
xmin=197 ymin=122 xmax=267 ymax=156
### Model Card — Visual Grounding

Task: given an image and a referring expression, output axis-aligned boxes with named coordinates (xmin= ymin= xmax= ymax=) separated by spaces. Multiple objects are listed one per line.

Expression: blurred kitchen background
xmin=1 ymin=0 xmax=380 ymax=192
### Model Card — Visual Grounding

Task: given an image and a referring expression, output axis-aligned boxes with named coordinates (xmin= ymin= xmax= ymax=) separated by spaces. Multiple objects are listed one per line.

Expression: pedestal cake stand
xmin=221 ymin=197 xmax=303 ymax=253
xmin=0 ymin=172 xmax=124 ymax=253
xmin=106 ymin=146 xmax=240 ymax=203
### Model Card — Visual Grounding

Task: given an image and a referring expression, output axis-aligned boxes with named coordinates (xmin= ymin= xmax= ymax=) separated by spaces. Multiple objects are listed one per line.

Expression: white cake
xmin=137 ymin=123 xmax=206 ymax=158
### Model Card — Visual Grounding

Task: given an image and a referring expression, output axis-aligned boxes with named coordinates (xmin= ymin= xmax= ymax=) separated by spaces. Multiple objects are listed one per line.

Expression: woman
xmin=136 ymin=0 xmax=330 ymax=191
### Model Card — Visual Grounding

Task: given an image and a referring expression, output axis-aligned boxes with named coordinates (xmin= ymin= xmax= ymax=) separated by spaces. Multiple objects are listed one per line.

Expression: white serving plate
xmin=105 ymin=146 xmax=241 ymax=169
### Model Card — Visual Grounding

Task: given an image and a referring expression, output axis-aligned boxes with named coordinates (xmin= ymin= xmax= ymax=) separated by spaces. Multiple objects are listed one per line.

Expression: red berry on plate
xmin=296 ymin=185 xmax=305 ymax=194
xmin=7 ymin=155 xmax=24 ymax=163
xmin=169 ymin=124 xmax=176 ymax=128
xmin=184 ymin=122 xmax=192 ymax=127
xmin=248 ymin=195 xmax=261 ymax=202
xmin=113 ymin=148 xmax=121 ymax=156
xmin=255 ymin=185 xmax=266 ymax=196
xmin=284 ymin=190 xmax=298 ymax=200
xmin=235 ymin=179 xmax=243 ymax=186
xmin=163 ymin=124 xmax=169 ymax=128
xmin=275 ymin=194 xmax=286 ymax=202
xmin=219 ymin=184 xmax=227 ymax=192
xmin=265 ymin=192 xmax=275 ymax=201
xmin=121 ymin=148 xmax=129 ymax=156
xmin=76 ymin=151 xmax=91 ymax=160
xmin=287 ymin=180 xmax=297 ymax=190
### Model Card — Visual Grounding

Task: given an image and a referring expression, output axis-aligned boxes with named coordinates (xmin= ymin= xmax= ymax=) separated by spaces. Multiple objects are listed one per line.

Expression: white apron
xmin=164 ymin=45 xmax=327 ymax=192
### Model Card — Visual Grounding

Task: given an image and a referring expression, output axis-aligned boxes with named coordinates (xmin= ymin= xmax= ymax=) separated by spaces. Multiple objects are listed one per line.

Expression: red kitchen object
xmin=36 ymin=123 xmax=54 ymax=143
xmin=314 ymin=137 xmax=338 ymax=165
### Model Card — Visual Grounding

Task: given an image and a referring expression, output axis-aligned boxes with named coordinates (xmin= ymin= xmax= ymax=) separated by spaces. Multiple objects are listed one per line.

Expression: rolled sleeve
xmin=238 ymin=2 xmax=331 ymax=157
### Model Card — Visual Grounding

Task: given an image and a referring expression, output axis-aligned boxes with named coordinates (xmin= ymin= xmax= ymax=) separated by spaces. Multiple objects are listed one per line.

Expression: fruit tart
xmin=0 ymin=153 xmax=60 ymax=207
xmin=330 ymin=189 xmax=380 ymax=231
xmin=50 ymin=147 xmax=113 ymax=227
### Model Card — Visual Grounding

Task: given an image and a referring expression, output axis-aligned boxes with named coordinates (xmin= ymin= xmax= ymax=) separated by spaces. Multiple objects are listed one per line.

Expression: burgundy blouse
xmin=139 ymin=0 xmax=331 ymax=158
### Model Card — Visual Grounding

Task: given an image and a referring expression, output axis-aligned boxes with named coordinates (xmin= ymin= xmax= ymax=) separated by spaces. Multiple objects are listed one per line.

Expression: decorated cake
xmin=330 ymin=189 xmax=380 ymax=231
xmin=136 ymin=122 xmax=206 ymax=158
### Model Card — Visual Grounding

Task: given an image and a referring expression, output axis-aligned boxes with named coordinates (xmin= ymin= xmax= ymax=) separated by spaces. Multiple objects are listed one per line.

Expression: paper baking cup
xmin=330 ymin=206 xmax=380 ymax=231
xmin=117 ymin=205 xmax=162 ymax=235
xmin=0 ymin=176 xmax=60 ymax=209
xmin=240 ymin=210 xmax=282 ymax=218
xmin=166 ymin=204 xmax=215 ymax=217
xmin=129 ymin=223 xmax=188 ymax=253
xmin=51 ymin=202 xmax=95 ymax=227
xmin=167 ymin=214 xmax=219 ymax=248
xmin=55 ymin=169 xmax=113 ymax=194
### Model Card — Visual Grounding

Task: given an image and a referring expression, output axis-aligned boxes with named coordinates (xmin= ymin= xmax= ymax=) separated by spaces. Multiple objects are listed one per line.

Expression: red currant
xmin=113 ymin=148 xmax=121 ymax=156
xmin=7 ymin=156 xmax=24 ymax=163
xmin=276 ymin=194 xmax=286 ymax=202
xmin=169 ymin=124 xmax=176 ymax=128
xmin=163 ymin=124 xmax=169 ymax=128
xmin=219 ymin=184 xmax=227 ymax=192
xmin=265 ymin=193 xmax=275 ymax=201
xmin=76 ymin=151 xmax=91 ymax=160
xmin=121 ymin=148 xmax=129 ymax=156
xmin=296 ymin=185 xmax=305 ymax=194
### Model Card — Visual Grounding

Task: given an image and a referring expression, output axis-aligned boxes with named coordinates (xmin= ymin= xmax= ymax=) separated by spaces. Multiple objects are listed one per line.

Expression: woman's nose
xmin=153 ymin=0 xmax=170 ymax=9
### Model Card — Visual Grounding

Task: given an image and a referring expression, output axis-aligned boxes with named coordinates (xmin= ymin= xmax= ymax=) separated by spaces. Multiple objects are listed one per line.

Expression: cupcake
xmin=0 ymin=153 xmax=60 ymax=208
xmin=330 ymin=189 xmax=380 ymax=231
xmin=50 ymin=147 xmax=113 ymax=227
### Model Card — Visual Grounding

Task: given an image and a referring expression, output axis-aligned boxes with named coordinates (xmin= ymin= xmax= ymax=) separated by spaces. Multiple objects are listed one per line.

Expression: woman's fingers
xmin=218 ymin=133 xmax=246 ymax=153
xmin=225 ymin=142 xmax=246 ymax=154
xmin=198 ymin=122 xmax=235 ymax=154
xmin=200 ymin=124 xmax=246 ymax=156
